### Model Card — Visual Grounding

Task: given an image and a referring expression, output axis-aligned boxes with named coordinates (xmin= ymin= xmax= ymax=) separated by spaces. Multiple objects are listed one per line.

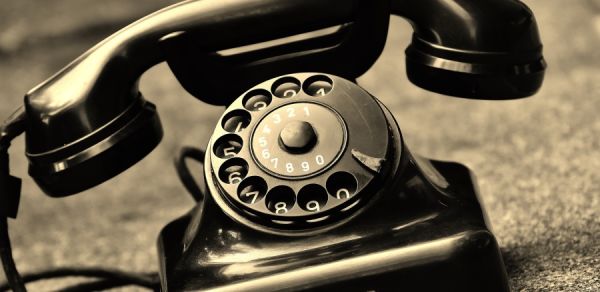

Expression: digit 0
xmin=336 ymin=188 xmax=350 ymax=199
xmin=316 ymin=155 xmax=325 ymax=165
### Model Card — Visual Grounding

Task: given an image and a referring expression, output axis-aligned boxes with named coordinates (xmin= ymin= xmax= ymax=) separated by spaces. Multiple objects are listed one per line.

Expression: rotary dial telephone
xmin=0 ymin=0 xmax=545 ymax=291
xmin=208 ymin=73 xmax=393 ymax=232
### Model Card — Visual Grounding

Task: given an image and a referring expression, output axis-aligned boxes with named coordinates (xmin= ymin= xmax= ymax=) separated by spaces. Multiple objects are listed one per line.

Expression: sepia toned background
xmin=1 ymin=0 xmax=599 ymax=290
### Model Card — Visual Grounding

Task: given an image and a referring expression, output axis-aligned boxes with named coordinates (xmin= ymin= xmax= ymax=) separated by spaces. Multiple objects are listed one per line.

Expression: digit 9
xmin=298 ymin=184 xmax=328 ymax=213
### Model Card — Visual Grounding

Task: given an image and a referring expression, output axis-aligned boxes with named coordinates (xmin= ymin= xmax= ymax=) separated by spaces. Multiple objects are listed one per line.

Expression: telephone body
xmin=157 ymin=73 xmax=510 ymax=291
xmin=0 ymin=0 xmax=546 ymax=291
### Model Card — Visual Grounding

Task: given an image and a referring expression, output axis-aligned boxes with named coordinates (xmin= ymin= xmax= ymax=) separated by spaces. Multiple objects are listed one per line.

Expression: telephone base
xmin=157 ymin=157 xmax=509 ymax=291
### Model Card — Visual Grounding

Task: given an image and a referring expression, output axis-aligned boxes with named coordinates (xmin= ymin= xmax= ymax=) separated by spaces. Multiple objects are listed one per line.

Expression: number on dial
xmin=274 ymin=202 xmax=289 ymax=214
xmin=305 ymin=200 xmax=321 ymax=212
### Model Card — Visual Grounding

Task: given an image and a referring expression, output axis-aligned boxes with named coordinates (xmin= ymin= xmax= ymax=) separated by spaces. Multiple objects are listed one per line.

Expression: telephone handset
xmin=0 ymin=0 xmax=546 ymax=291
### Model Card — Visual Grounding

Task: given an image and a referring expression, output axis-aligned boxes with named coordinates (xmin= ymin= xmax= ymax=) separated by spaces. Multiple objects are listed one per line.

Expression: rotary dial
xmin=206 ymin=73 xmax=395 ymax=230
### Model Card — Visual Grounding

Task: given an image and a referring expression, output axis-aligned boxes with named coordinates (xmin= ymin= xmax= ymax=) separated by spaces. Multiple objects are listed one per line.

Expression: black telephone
xmin=0 ymin=0 xmax=546 ymax=291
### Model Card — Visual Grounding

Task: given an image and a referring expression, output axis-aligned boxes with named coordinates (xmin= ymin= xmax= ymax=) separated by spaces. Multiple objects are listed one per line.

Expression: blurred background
xmin=0 ymin=0 xmax=598 ymax=290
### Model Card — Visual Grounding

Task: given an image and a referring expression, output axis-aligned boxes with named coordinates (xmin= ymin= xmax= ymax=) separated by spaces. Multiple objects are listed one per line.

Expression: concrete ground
xmin=0 ymin=0 xmax=598 ymax=291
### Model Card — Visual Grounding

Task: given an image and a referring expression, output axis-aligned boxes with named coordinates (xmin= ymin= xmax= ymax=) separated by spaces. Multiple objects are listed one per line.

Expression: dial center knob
xmin=279 ymin=121 xmax=317 ymax=153
xmin=251 ymin=102 xmax=346 ymax=179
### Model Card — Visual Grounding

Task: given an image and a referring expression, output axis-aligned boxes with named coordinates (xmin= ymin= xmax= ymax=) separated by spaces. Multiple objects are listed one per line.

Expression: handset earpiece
xmin=393 ymin=0 xmax=546 ymax=99
xmin=22 ymin=0 xmax=376 ymax=197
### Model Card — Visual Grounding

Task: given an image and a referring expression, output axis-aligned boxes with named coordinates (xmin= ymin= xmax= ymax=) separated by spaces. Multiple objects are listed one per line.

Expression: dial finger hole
xmin=326 ymin=172 xmax=358 ymax=200
xmin=237 ymin=176 xmax=267 ymax=204
xmin=213 ymin=134 xmax=243 ymax=158
xmin=265 ymin=186 xmax=296 ymax=215
xmin=297 ymin=184 xmax=328 ymax=213
xmin=218 ymin=158 xmax=248 ymax=184
xmin=243 ymin=89 xmax=272 ymax=111
xmin=272 ymin=77 xmax=301 ymax=98
xmin=303 ymin=75 xmax=333 ymax=97
xmin=222 ymin=110 xmax=251 ymax=133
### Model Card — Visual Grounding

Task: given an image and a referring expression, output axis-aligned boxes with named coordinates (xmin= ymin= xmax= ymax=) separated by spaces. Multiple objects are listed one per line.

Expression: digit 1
xmin=303 ymin=106 xmax=310 ymax=116
xmin=235 ymin=121 xmax=244 ymax=133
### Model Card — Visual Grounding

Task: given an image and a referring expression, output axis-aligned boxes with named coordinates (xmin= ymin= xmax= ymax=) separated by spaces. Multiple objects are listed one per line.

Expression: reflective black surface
xmin=167 ymin=0 xmax=546 ymax=102
xmin=393 ymin=0 xmax=546 ymax=99
xmin=158 ymin=153 xmax=509 ymax=291
xmin=157 ymin=96 xmax=509 ymax=291
xmin=163 ymin=0 xmax=390 ymax=105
